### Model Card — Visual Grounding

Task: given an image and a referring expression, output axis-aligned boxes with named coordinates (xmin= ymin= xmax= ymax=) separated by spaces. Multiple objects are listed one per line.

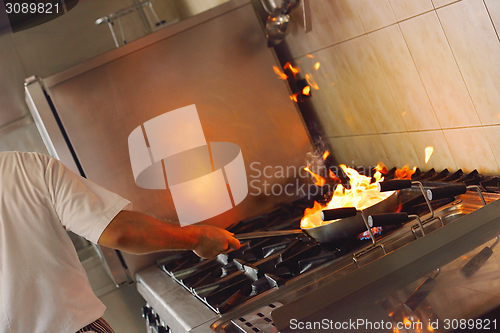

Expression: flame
xmin=301 ymin=165 xmax=392 ymax=229
xmin=328 ymin=169 xmax=339 ymax=180
xmin=305 ymin=74 xmax=319 ymax=90
xmin=375 ymin=162 xmax=388 ymax=175
xmin=425 ymin=146 xmax=434 ymax=164
xmin=322 ymin=151 xmax=329 ymax=160
xmin=273 ymin=66 xmax=288 ymax=80
xmin=304 ymin=166 xmax=326 ymax=187
xmin=290 ymin=93 xmax=299 ymax=102
xmin=284 ymin=62 xmax=299 ymax=78
xmin=394 ymin=165 xmax=416 ymax=180
xmin=302 ymin=86 xmax=311 ymax=96
xmin=376 ymin=161 xmax=416 ymax=179
xmin=358 ymin=226 xmax=383 ymax=240
xmin=306 ymin=54 xmax=314 ymax=58
xmin=314 ymin=62 xmax=320 ymax=70
xmin=403 ymin=317 xmax=412 ymax=327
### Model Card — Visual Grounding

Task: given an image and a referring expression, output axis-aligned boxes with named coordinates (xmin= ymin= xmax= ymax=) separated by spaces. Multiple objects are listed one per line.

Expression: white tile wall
xmin=368 ymin=24 xmax=440 ymax=131
xmin=284 ymin=0 xmax=500 ymax=174
xmin=400 ymin=12 xmax=480 ymax=128
xmin=378 ymin=132 xmax=420 ymax=168
xmin=407 ymin=130 xmax=457 ymax=170
xmin=286 ymin=0 xmax=364 ymax=57
xmin=313 ymin=45 xmax=378 ymax=136
xmin=485 ymin=0 xmax=500 ymax=32
xmin=399 ymin=12 xmax=480 ymax=129
xmin=437 ymin=0 xmax=500 ymax=126
xmin=338 ymin=36 xmax=406 ymax=134
xmin=349 ymin=134 xmax=391 ymax=167
xmin=388 ymin=0 xmax=434 ymax=21
xmin=352 ymin=0 xmax=396 ymax=33
xmin=443 ymin=127 xmax=498 ymax=174
xmin=482 ymin=125 xmax=500 ymax=167
xmin=432 ymin=0 xmax=461 ymax=9
xmin=328 ymin=134 xmax=390 ymax=167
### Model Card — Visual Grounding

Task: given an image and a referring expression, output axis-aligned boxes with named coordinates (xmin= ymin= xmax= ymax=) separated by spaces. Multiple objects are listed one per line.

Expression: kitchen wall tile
xmin=337 ymin=36 xmax=406 ymax=134
xmin=352 ymin=0 xmax=396 ymax=33
xmin=368 ymin=25 xmax=440 ymax=131
xmin=485 ymin=0 xmax=500 ymax=35
xmin=328 ymin=134 xmax=389 ymax=168
xmin=310 ymin=91 xmax=350 ymax=138
xmin=399 ymin=12 xmax=480 ymax=129
xmin=437 ymin=0 xmax=500 ymax=126
xmin=300 ymin=45 xmax=378 ymax=137
xmin=284 ymin=3 xmax=331 ymax=58
xmin=432 ymin=0 xmax=461 ymax=9
xmin=443 ymin=127 xmax=499 ymax=174
xmin=328 ymin=136 xmax=362 ymax=166
xmin=408 ymin=130 xmax=457 ymax=171
xmin=351 ymin=134 xmax=390 ymax=167
xmin=482 ymin=126 xmax=500 ymax=171
xmin=378 ymin=132 xmax=420 ymax=168
xmin=294 ymin=53 xmax=350 ymax=137
xmin=285 ymin=0 xmax=365 ymax=58
xmin=313 ymin=46 xmax=376 ymax=136
xmin=388 ymin=0 xmax=433 ymax=21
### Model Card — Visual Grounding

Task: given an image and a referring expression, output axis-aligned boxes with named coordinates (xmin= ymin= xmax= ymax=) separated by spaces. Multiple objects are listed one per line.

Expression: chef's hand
xmin=190 ymin=225 xmax=240 ymax=259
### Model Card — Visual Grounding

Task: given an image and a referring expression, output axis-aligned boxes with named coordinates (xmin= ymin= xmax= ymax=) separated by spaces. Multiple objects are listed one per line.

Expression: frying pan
xmin=235 ymin=190 xmax=399 ymax=244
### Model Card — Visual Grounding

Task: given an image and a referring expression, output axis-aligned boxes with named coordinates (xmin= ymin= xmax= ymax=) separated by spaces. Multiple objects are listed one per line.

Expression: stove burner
xmin=156 ymin=166 xmax=500 ymax=316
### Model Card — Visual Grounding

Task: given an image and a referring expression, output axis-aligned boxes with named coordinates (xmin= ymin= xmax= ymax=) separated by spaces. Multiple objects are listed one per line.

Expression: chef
xmin=0 ymin=151 xmax=240 ymax=333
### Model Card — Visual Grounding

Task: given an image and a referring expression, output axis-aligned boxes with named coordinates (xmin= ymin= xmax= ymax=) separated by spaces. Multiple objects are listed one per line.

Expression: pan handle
xmin=368 ymin=212 xmax=409 ymax=227
xmin=234 ymin=229 xmax=303 ymax=240
xmin=404 ymin=269 xmax=440 ymax=311
xmin=377 ymin=179 xmax=412 ymax=192
xmin=426 ymin=184 xmax=467 ymax=201
xmin=461 ymin=237 xmax=499 ymax=278
xmin=320 ymin=207 xmax=358 ymax=221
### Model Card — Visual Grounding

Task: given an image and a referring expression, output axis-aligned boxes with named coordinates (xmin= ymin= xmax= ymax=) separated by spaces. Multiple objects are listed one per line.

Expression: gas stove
xmin=137 ymin=168 xmax=500 ymax=333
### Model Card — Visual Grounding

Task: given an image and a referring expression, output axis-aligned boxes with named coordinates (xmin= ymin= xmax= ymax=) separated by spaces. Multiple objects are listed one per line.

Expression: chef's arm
xmin=97 ymin=210 xmax=240 ymax=259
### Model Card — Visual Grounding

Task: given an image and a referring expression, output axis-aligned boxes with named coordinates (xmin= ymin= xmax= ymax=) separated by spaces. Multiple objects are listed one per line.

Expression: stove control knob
xmin=141 ymin=306 xmax=152 ymax=318
xmin=146 ymin=312 xmax=157 ymax=327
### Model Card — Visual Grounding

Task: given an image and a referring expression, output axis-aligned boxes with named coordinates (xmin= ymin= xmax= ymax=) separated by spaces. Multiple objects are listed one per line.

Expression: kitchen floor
xmin=73 ymin=233 xmax=147 ymax=333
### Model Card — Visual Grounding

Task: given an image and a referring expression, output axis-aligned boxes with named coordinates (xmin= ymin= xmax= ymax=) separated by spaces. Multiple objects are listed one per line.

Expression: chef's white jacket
xmin=0 ymin=152 xmax=131 ymax=333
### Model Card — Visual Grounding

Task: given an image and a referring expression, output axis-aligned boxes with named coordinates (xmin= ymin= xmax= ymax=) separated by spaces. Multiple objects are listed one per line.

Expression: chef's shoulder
xmin=0 ymin=151 xmax=56 ymax=173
